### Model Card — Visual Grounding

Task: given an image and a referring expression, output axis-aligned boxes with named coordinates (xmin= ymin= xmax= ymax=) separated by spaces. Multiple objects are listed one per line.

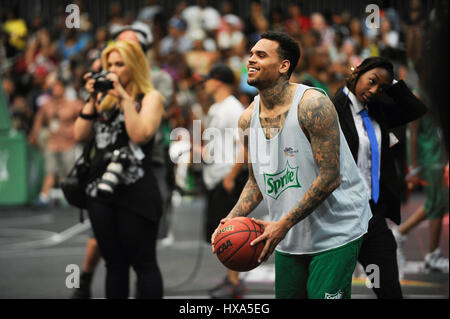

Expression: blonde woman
xmin=74 ymin=40 xmax=164 ymax=299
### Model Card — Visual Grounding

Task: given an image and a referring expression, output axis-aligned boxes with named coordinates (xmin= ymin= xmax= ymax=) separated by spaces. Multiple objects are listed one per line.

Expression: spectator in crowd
xmin=380 ymin=0 xmax=403 ymax=34
xmin=26 ymin=66 xmax=51 ymax=115
xmin=216 ymin=14 xmax=245 ymax=53
xmin=107 ymin=1 xmax=126 ymax=35
xmin=24 ymin=28 xmax=57 ymax=78
xmin=10 ymin=95 xmax=33 ymax=134
xmin=0 ymin=31 xmax=8 ymax=69
xmin=328 ymin=30 xmax=346 ymax=64
xmin=330 ymin=10 xmax=351 ymax=39
xmin=378 ymin=18 xmax=400 ymax=51
xmin=244 ymin=0 xmax=269 ymax=47
xmin=2 ymin=6 xmax=28 ymax=57
xmin=56 ymin=28 xmax=91 ymax=62
xmin=310 ymin=12 xmax=335 ymax=49
xmin=300 ymin=46 xmax=330 ymax=95
xmin=341 ymin=38 xmax=362 ymax=69
xmin=159 ymin=17 xmax=193 ymax=56
xmin=269 ymin=7 xmax=286 ymax=34
xmin=184 ymin=29 xmax=218 ymax=75
xmin=403 ymin=0 xmax=426 ymax=65
xmin=137 ymin=0 xmax=163 ymax=24
xmin=28 ymin=78 xmax=83 ymax=206
xmin=284 ymin=1 xmax=311 ymax=36
xmin=182 ymin=0 xmax=221 ymax=41
xmin=347 ymin=17 xmax=366 ymax=55
xmin=87 ymin=27 xmax=109 ymax=55
xmin=2 ymin=76 xmax=15 ymax=105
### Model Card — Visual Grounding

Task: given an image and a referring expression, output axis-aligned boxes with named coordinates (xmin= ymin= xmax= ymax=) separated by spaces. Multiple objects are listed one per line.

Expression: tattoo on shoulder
xmin=299 ymin=93 xmax=339 ymax=135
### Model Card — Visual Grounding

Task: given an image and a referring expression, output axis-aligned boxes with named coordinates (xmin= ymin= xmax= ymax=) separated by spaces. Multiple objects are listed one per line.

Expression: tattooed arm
xmin=251 ymin=89 xmax=341 ymax=262
xmin=211 ymin=103 xmax=263 ymax=251
xmin=284 ymin=90 xmax=341 ymax=225
xmin=228 ymin=163 xmax=263 ymax=218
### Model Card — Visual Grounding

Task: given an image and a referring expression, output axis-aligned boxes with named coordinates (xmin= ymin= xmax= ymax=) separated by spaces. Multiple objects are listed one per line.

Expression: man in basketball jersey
xmin=211 ymin=31 xmax=372 ymax=299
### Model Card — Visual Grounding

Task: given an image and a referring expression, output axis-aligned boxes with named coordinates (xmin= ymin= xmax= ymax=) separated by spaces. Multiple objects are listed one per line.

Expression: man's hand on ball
xmin=250 ymin=218 xmax=290 ymax=263
xmin=211 ymin=217 xmax=233 ymax=254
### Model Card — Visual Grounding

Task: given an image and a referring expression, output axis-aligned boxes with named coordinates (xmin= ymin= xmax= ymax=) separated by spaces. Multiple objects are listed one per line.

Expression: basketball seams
xmin=221 ymin=230 xmax=252 ymax=265
xmin=245 ymin=218 xmax=260 ymax=271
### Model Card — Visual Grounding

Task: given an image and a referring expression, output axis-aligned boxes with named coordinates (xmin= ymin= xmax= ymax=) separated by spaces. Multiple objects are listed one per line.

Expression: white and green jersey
xmin=249 ymin=84 xmax=372 ymax=255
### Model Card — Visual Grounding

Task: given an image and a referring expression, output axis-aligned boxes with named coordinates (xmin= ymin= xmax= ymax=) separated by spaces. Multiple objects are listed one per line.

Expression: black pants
xmin=358 ymin=215 xmax=403 ymax=299
xmin=87 ymin=198 xmax=163 ymax=299
xmin=204 ymin=170 xmax=248 ymax=243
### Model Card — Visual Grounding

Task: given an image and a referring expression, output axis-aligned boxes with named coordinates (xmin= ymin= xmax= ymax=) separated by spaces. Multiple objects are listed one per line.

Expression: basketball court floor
xmin=0 ymin=191 xmax=447 ymax=299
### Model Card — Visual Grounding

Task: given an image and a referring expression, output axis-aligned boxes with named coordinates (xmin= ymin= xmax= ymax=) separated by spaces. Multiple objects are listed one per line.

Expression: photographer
xmin=74 ymin=40 xmax=165 ymax=299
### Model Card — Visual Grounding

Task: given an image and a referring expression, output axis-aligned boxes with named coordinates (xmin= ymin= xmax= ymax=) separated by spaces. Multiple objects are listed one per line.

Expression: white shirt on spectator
xmin=182 ymin=5 xmax=221 ymax=36
xmin=202 ymin=95 xmax=244 ymax=190
xmin=343 ymin=86 xmax=381 ymax=199
xmin=159 ymin=35 xmax=193 ymax=56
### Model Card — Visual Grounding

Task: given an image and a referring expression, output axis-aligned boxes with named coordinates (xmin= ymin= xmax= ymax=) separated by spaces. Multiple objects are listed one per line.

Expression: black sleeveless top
xmin=85 ymin=97 xmax=162 ymax=222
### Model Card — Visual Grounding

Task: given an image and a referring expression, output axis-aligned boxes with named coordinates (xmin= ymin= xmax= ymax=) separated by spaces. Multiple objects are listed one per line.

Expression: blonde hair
xmin=99 ymin=40 xmax=156 ymax=112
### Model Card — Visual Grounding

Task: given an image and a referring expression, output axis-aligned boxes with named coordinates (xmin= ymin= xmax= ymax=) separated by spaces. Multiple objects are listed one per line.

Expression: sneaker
xmin=424 ymin=248 xmax=449 ymax=273
xmin=34 ymin=193 xmax=51 ymax=208
xmin=209 ymin=277 xmax=247 ymax=299
xmin=159 ymin=232 xmax=175 ymax=247
xmin=392 ymin=228 xmax=408 ymax=279
xmin=70 ymin=286 xmax=91 ymax=299
xmin=392 ymin=227 xmax=408 ymax=244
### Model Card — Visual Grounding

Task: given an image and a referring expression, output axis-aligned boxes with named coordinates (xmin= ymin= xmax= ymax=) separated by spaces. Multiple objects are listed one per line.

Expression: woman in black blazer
xmin=331 ymin=57 xmax=427 ymax=298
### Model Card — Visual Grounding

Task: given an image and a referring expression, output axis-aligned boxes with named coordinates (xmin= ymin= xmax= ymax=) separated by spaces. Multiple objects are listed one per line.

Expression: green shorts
xmin=275 ymin=237 xmax=362 ymax=299
xmin=422 ymin=167 xmax=449 ymax=220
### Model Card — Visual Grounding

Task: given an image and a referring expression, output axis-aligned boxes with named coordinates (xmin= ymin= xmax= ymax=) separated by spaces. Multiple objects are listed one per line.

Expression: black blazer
xmin=332 ymin=80 xmax=427 ymax=224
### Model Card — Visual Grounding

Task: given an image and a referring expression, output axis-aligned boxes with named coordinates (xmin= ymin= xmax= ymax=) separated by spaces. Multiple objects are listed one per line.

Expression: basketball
xmin=213 ymin=217 xmax=265 ymax=272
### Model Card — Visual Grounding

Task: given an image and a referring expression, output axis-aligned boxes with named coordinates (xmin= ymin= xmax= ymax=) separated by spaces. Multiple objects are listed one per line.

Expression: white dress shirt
xmin=343 ymin=87 xmax=382 ymax=200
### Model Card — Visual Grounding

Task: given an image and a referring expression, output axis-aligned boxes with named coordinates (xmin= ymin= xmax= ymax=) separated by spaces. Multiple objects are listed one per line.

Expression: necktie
xmin=360 ymin=109 xmax=379 ymax=203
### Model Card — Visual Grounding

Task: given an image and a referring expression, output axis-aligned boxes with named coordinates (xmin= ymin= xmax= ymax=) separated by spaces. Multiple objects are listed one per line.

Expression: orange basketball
xmin=213 ymin=217 xmax=265 ymax=272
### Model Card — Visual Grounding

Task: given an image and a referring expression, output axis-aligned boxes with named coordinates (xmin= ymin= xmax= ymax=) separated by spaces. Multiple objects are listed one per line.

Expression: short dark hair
xmin=55 ymin=76 xmax=67 ymax=87
xmin=346 ymin=56 xmax=394 ymax=91
xmin=260 ymin=31 xmax=301 ymax=79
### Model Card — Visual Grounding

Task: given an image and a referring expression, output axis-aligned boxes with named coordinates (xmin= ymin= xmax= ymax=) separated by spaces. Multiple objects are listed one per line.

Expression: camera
xmin=97 ymin=148 xmax=134 ymax=195
xmin=90 ymin=70 xmax=114 ymax=92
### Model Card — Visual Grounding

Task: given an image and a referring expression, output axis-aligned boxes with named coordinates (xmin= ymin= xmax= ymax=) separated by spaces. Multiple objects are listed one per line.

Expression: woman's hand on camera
xmin=106 ymin=72 xmax=131 ymax=102
xmin=83 ymin=72 xmax=96 ymax=97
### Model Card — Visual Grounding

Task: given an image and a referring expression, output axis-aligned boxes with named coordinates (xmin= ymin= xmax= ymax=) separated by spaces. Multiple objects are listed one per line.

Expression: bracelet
xmin=78 ymin=111 xmax=97 ymax=120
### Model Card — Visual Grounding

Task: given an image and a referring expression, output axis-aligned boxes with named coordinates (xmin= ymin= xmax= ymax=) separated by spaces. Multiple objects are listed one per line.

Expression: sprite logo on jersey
xmin=263 ymin=160 xmax=301 ymax=200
